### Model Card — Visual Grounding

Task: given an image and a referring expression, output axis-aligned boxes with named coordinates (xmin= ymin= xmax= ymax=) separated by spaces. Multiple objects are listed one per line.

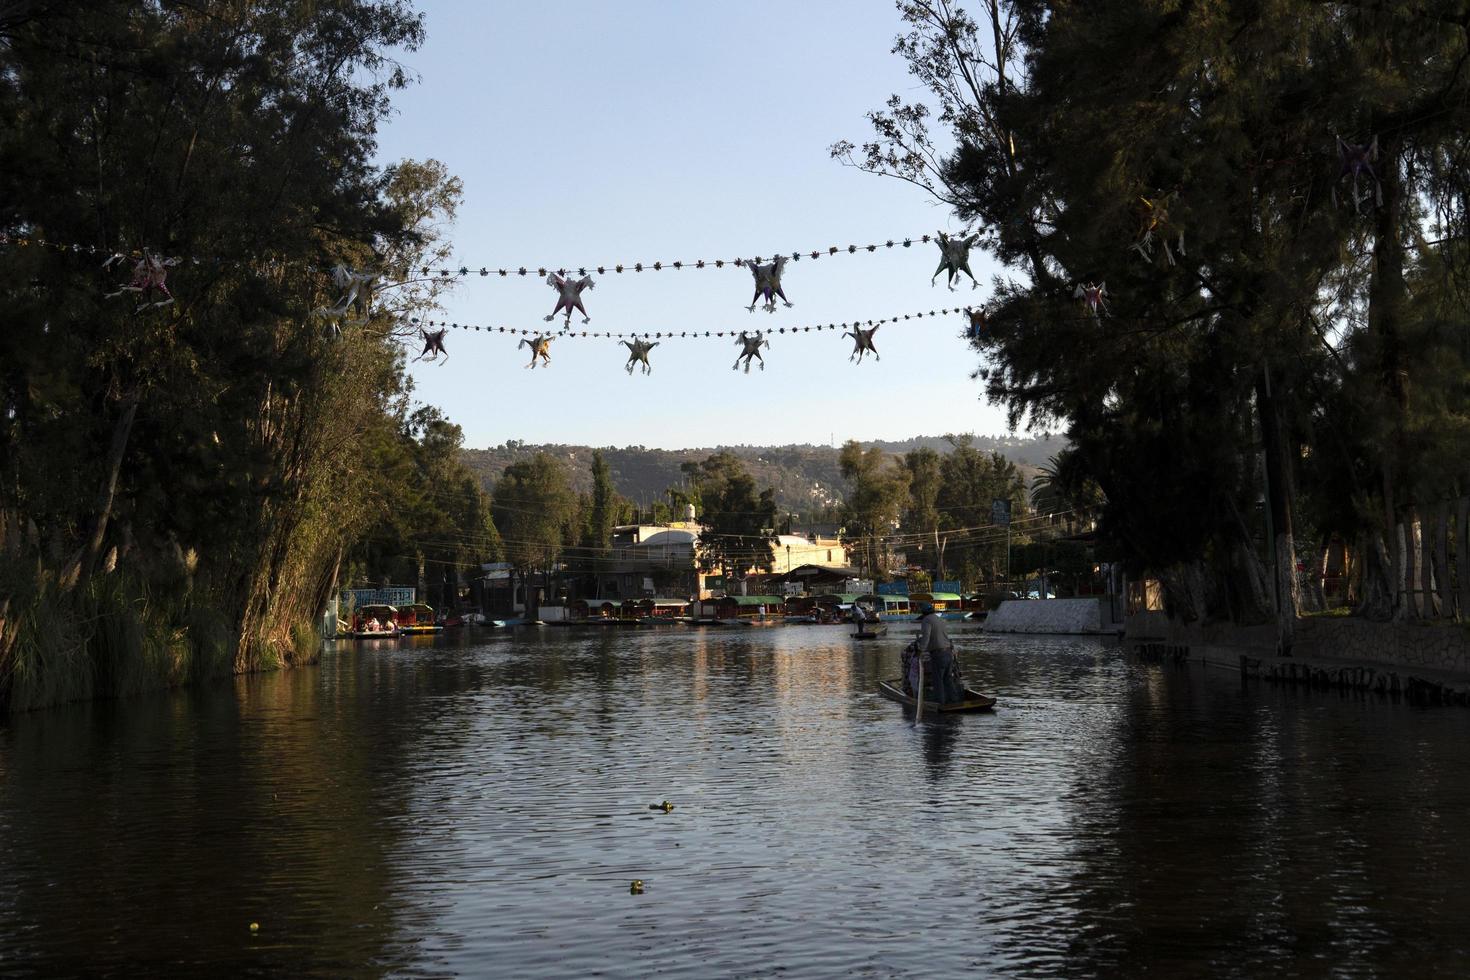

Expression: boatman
xmin=915 ymin=601 xmax=961 ymax=703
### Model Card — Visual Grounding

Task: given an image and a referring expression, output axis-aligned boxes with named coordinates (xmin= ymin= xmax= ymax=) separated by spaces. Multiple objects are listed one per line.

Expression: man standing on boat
xmin=915 ymin=602 xmax=961 ymax=703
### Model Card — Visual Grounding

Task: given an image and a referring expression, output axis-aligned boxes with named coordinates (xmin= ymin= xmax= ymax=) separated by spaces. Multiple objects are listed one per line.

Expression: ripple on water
xmin=2 ymin=627 xmax=1470 ymax=976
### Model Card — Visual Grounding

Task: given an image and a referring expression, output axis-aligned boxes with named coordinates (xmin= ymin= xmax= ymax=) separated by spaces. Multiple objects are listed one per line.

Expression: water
xmin=2 ymin=626 xmax=1470 ymax=977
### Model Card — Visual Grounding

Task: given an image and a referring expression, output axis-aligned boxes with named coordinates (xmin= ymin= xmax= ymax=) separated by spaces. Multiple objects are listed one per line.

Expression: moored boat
xmin=344 ymin=603 xmax=401 ymax=638
xmin=625 ymin=598 xmax=692 ymax=625
xmin=906 ymin=592 xmax=968 ymax=621
xmin=713 ymin=594 xmax=785 ymax=626
xmin=397 ymin=602 xmax=444 ymax=634
xmin=877 ymin=678 xmax=996 ymax=713
xmin=851 ymin=623 xmax=888 ymax=639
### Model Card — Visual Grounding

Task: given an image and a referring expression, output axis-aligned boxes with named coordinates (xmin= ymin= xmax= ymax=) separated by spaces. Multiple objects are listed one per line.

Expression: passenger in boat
xmin=915 ymin=602 xmax=962 ymax=703
xmin=366 ymin=616 xmax=381 ymax=633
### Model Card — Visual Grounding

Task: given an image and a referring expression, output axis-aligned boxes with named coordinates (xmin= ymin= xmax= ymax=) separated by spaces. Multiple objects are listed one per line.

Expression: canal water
xmin=2 ymin=626 xmax=1469 ymax=977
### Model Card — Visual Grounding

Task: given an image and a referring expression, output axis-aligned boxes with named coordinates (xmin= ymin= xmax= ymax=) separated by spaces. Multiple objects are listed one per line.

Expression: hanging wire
xmin=0 ymin=232 xmax=946 ymax=280
xmin=411 ymin=306 xmax=982 ymax=340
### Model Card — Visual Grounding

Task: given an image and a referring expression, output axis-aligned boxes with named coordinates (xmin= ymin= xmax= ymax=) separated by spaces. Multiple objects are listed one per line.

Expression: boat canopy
xmin=720 ymin=595 xmax=785 ymax=607
xmin=625 ymin=598 xmax=691 ymax=611
xmin=356 ymin=603 xmax=397 ymax=616
xmin=816 ymin=593 xmax=863 ymax=605
xmin=909 ymin=592 xmax=963 ymax=603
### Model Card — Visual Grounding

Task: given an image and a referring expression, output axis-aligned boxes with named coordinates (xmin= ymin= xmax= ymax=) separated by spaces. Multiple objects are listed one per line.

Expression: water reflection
xmin=1 ymin=626 xmax=1469 ymax=976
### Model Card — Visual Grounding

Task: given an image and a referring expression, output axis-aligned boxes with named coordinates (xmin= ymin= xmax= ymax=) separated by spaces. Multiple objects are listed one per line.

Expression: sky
xmin=373 ymin=1 xmax=1017 ymax=451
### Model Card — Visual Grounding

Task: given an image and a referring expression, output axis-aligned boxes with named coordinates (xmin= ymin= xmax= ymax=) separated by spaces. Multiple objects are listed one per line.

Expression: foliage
xmin=492 ymin=454 xmax=575 ymax=574
xmin=0 ymin=1 xmax=466 ymax=710
xmin=839 ymin=441 xmax=911 ymax=578
xmin=842 ymin=1 xmax=1470 ymax=623
xmin=901 ymin=447 xmax=944 ymax=573
xmin=934 ymin=436 xmax=1028 ymax=585
xmin=688 ymin=453 xmax=778 ymax=582
xmin=346 ymin=405 xmax=499 ymax=611
xmin=458 ymin=433 xmax=1052 ymax=517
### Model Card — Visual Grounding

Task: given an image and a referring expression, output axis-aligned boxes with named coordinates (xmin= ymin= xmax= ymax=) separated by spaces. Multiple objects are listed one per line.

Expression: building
xmin=586 ymin=524 xmax=850 ymax=601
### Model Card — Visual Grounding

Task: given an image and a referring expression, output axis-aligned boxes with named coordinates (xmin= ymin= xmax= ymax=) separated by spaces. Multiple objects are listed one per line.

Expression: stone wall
xmin=1295 ymin=618 xmax=1470 ymax=676
xmin=1129 ymin=613 xmax=1470 ymax=679
xmin=983 ymin=597 xmax=1111 ymax=635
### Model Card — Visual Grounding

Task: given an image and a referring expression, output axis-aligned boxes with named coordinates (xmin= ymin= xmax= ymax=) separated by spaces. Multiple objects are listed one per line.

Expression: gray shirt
xmin=917 ymin=612 xmax=952 ymax=653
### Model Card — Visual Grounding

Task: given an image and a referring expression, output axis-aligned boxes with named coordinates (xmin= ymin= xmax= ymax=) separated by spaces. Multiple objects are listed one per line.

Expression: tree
xmin=901 ymin=447 xmax=944 ymax=576
xmin=935 ymin=436 xmax=1026 ymax=586
xmin=840 ymin=1 xmax=1470 ymax=634
xmin=347 ymin=405 xmax=500 ymax=612
xmin=493 ymin=454 xmax=575 ymax=577
xmin=688 ymin=453 xmax=777 ymax=586
xmin=583 ymin=450 xmax=619 ymax=554
xmin=838 ymin=441 xmax=911 ymax=580
xmin=0 ymin=1 xmax=458 ymax=707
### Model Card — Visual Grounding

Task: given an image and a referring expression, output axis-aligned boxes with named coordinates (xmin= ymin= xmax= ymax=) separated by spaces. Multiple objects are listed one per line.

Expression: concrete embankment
xmin=1125 ymin=613 xmax=1470 ymax=705
xmin=982 ymin=597 xmax=1121 ymax=635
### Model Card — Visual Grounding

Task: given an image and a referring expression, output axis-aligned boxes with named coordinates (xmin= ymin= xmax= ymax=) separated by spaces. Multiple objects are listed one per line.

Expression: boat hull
xmin=851 ymin=625 xmax=888 ymax=639
xmin=877 ymin=679 xmax=996 ymax=713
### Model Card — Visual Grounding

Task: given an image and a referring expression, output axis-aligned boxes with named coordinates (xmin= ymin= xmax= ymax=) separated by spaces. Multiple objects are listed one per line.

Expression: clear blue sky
xmin=374 ymin=1 xmax=1017 ymax=451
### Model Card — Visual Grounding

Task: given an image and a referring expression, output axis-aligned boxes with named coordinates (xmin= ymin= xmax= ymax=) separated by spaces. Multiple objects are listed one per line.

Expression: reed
xmin=0 ymin=568 xmax=249 ymax=715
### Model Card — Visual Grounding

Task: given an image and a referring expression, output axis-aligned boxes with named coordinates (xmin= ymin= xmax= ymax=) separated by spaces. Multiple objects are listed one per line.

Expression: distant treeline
xmin=461 ymin=434 xmax=1056 ymax=515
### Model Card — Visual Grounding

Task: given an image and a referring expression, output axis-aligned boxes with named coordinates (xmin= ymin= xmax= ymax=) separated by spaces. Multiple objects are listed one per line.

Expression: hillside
xmin=461 ymin=434 xmax=1063 ymax=512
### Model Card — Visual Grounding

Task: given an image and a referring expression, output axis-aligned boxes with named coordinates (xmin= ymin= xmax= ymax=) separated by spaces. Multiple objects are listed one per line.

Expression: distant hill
xmin=461 ymin=434 xmax=1064 ymax=512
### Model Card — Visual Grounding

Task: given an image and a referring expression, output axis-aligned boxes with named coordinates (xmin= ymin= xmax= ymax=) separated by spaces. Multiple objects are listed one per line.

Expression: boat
xmin=851 ymin=623 xmax=888 ymax=639
xmin=712 ymin=594 xmax=786 ymax=626
xmin=782 ymin=595 xmax=820 ymax=624
xmin=343 ymin=603 xmax=401 ymax=638
xmin=859 ymin=593 xmax=911 ymax=621
xmin=877 ymin=678 xmax=996 ymax=713
xmin=907 ymin=592 xmax=969 ymax=621
xmin=397 ymin=602 xmax=444 ymax=634
xmin=625 ymin=598 xmax=692 ymax=625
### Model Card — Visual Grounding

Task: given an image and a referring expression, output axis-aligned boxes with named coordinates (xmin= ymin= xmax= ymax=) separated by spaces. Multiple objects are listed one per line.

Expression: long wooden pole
xmin=915 ymin=653 xmax=926 ymax=721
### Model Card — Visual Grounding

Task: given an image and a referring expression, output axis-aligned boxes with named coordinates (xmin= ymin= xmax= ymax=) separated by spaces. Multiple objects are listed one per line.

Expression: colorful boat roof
xmin=719 ymin=595 xmax=786 ymax=606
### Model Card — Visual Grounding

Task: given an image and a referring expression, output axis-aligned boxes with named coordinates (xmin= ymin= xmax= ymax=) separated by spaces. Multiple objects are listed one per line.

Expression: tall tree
xmin=841 ymin=1 xmax=1470 ymax=633
xmin=584 ymin=450 xmax=619 ymax=554
xmin=492 ymin=454 xmax=575 ymax=578
xmin=689 ymin=453 xmax=778 ymax=587
xmin=902 ymin=447 xmax=944 ymax=576
xmin=936 ymin=436 xmax=1027 ymax=586
xmin=839 ymin=441 xmax=911 ymax=580
xmin=0 ymin=0 xmax=456 ymax=706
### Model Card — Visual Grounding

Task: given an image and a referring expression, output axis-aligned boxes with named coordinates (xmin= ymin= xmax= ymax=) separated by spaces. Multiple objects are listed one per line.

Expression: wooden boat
xmin=712 ymin=594 xmax=786 ymax=626
xmin=851 ymin=624 xmax=888 ymax=639
xmin=397 ymin=602 xmax=444 ymax=634
xmin=877 ymin=678 xmax=996 ymax=713
xmin=343 ymin=603 xmax=401 ymax=639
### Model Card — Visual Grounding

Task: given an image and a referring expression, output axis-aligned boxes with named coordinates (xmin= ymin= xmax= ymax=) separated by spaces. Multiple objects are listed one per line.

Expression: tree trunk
xmin=1408 ymin=511 xmax=1428 ymax=618
xmin=1257 ymin=371 xmax=1298 ymax=653
xmin=1369 ymin=134 xmax=1409 ymax=622
xmin=1431 ymin=501 xmax=1451 ymax=620
xmin=1397 ymin=520 xmax=1415 ymax=620
xmin=1159 ymin=560 xmax=1211 ymax=624
xmin=1356 ymin=532 xmax=1395 ymax=621
xmin=1457 ymin=496 xmax=1470 ymax=624
xmin=58 ymin=391 xmax=141 ymax=592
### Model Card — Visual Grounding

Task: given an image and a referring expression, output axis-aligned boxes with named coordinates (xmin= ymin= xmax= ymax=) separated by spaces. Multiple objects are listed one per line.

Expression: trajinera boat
xmin=851 ymin=623 xmax=888 ymax=639
xmin=397 ymin=603 xmax=443 ymax=634
xmin=877 ymin=679 xmax=996 ymax=713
